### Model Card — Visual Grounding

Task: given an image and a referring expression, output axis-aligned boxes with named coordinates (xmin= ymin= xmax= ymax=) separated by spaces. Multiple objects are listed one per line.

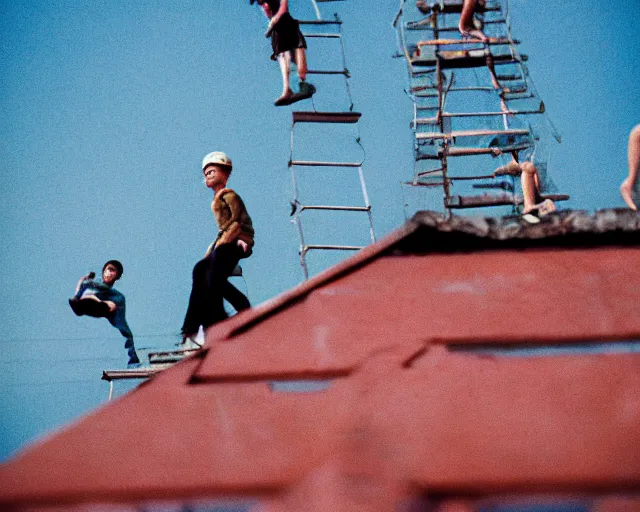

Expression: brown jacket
xmin=211 ymin=188 xmax=254 ymax=249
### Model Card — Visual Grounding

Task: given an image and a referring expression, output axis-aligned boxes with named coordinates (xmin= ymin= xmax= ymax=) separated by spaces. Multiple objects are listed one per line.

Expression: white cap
xmin=202 ymin=151 xmax=232 ymax=171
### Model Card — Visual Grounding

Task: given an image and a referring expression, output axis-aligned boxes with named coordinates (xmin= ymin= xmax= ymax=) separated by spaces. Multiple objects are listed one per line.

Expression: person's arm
xmin=267 ymin=0 xmax=289 ymax=31
xmin=217 ymin=191 xmax=248 ymax=250
xmin=74 ymin=272 xmax=95 ymax=295
xmin=203 ymin=241 xmax=215 ymax=259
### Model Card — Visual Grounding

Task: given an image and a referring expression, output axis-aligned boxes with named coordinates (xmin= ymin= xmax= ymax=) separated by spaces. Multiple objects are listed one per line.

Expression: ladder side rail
xmin=433 ymin=11 xmax=452 ymax=212
xmin=396 ymin=0 xmax=418 ymax=81
xmin=334 ymin=13 xmax=354 ymax=110
xmin=310 ymin=0 xmax=322 ymax=21
xmin=289 ymin=121 xmax=309 ymax=279
xmin=357 ymin=165 xmax=376 ymax=243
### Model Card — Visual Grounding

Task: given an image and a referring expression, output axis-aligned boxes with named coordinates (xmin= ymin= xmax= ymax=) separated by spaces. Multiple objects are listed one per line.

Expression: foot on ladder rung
xmin=292 ymin=111 xmax=361 ymax=124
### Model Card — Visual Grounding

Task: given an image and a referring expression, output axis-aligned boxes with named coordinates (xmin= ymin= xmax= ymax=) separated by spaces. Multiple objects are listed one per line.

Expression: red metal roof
xmin=1 ymin=210 xmax=639 ymax=510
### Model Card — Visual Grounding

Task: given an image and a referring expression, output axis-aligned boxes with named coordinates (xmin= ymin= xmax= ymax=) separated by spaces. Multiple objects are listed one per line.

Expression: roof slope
xmin=1 ymin=209 xmax=639 ymax=510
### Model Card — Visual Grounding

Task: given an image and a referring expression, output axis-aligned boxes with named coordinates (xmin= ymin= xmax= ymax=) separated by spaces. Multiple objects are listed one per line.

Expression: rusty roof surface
xmin=0 ymin=209 xmax=638 ymax=510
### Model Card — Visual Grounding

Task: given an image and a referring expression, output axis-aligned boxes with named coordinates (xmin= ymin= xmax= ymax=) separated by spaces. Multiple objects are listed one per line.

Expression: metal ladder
xmin=289 ymin=0 xmax=375 ymax=279
xmin=393 ymin=0 xmax=568 ymax=217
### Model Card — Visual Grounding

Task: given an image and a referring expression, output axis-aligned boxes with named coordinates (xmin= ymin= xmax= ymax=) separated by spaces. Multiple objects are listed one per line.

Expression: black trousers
xmin=181 ymin=243 xmax=251 ymax=335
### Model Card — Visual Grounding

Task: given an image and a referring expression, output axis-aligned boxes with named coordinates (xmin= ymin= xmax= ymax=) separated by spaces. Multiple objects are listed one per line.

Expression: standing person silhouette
xmin=181 ymin=152 xmax=254 ymax=345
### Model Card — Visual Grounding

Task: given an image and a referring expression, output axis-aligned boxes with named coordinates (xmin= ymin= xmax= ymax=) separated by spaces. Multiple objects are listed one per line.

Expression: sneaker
xmin=274 ymin=89 xmax=295 ymax=106
xmin=68 ymin=298 xmax=83 ymax=316
xmin=521 ymin=212 xmax=541 ymax=224
xmin=127 ymin=352 xmax=141 ymax=366
xmin=297 ymin=81 xmax=316 ymax=100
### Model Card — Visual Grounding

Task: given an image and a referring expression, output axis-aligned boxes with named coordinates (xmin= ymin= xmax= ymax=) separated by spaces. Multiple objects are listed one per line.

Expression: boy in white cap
xmin=181 ymin=152 xmax=255 ymax=343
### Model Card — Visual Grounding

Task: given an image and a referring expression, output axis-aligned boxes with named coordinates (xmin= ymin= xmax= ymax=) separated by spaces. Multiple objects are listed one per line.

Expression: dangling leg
xmin=620 ymin=124 xmax=640 ymax=211
xmin=295 ymin=47 xmax=316 ymax=100
xmin=295 ymin=47 xmax=307 ymax=82
xmin=521 ymin=161 xmax=539 ymax=213
xmin=275 ymin=52 xmax=294 ymax=106
xmin=521 ymin=161 xmax=555 ymax=217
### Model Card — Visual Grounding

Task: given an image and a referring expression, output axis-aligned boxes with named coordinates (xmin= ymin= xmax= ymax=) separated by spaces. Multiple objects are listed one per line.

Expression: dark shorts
xmin=270 ymin=13 xmax=307 ymax=61
xmin=69 ymin=298 xmax=111 ymax=318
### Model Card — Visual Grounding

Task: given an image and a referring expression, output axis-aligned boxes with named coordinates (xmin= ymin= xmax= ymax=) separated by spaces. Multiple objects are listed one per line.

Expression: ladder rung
xmin=431 ymin=20 xmax=508 ymax=32
xmin=539 ymin=194 xmax=570 ymax=202
xmin=442 ymin=143 xmax=533 ymax=157
xmin=298 ymin=20 xmax=342 ymax=25
xmin=149 ymin=354 xmax=189 ymax=364
xmin=446 ymin=193 xmax=571 ymax=209
xmin=438 ymin=107 xmax=544 ymax=118
xmin=413 ymin=117 xmax=438 ymax=126
xmin=414 ymin=108 xmax=544 ymax=123
xmin=292 ymin=111 xmax=361 ymax=124
xmin=417 ymin=0 xmax=501 ymax=14
xmin=101 ymin=366 xmax=171 ymax=381
xmin=148 ymin=349 xmax=200 ymax=364
xmin=412 ymin=54 xmax=524 ymax=69
xmin=416 ymin=128 xmax=530 ymax=140
xmin=446 ymin=193 xmax=516 ymax=209
xmin=302 ymin=244 xmax=363 ymax=252
xmin=290 ymin=160 xmax=361 ymax=167
xmin=303 ymin=33 xmax=341 ymax=39
xmin=300 ymin=205 xmax=370 ymax=212
xmin=417 ymin=38 xmax=518 ymax=46
xmin=307 ymin=69 xmax=349 ymax=76
xmin=403 ymin=180 xmax=446 ymax=188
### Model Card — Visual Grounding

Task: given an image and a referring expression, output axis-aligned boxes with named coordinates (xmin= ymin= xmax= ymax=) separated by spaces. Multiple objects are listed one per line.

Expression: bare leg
xmin=277 ymin=52 xmax=293 ymax=99
xmin=620 ymin=124 xmax=640 ymax=211
xmin=520 ymin=161 xmax=539 ymax=213
xmin=486 ymin=53 xmax=500 ymax=89
xmin=459 ymin=0 xmax=488 ymax=41
xmin=521 ymin=161 xmax=555 ymax=214
xmin=295 ymin=48 xmax=307 ymax=81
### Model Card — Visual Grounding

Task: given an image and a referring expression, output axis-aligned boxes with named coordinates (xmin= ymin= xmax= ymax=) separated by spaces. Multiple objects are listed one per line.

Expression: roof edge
xmin=204 ymin=220 xmax=420 ymax=343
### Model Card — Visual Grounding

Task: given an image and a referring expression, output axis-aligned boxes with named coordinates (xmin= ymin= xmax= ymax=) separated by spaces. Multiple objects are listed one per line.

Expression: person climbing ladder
xmin=180 ymin=152 xmax=254 ymax=345
xmin=251 ymin=0 xmax=316 ymax=106
xmin=69 ymin=260 xmax=140 ymax=367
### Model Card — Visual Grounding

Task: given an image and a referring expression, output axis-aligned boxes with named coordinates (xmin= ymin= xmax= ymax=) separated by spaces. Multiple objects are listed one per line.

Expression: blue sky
xmin=0 ymin=0 xmax=638 ymax=461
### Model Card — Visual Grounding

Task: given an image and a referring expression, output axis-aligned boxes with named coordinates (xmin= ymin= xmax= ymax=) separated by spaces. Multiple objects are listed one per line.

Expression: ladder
xmin=288 ymin=0 xmax=375 ymax=279
xmin=393 ymin=0 xmax=568 ymax=217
